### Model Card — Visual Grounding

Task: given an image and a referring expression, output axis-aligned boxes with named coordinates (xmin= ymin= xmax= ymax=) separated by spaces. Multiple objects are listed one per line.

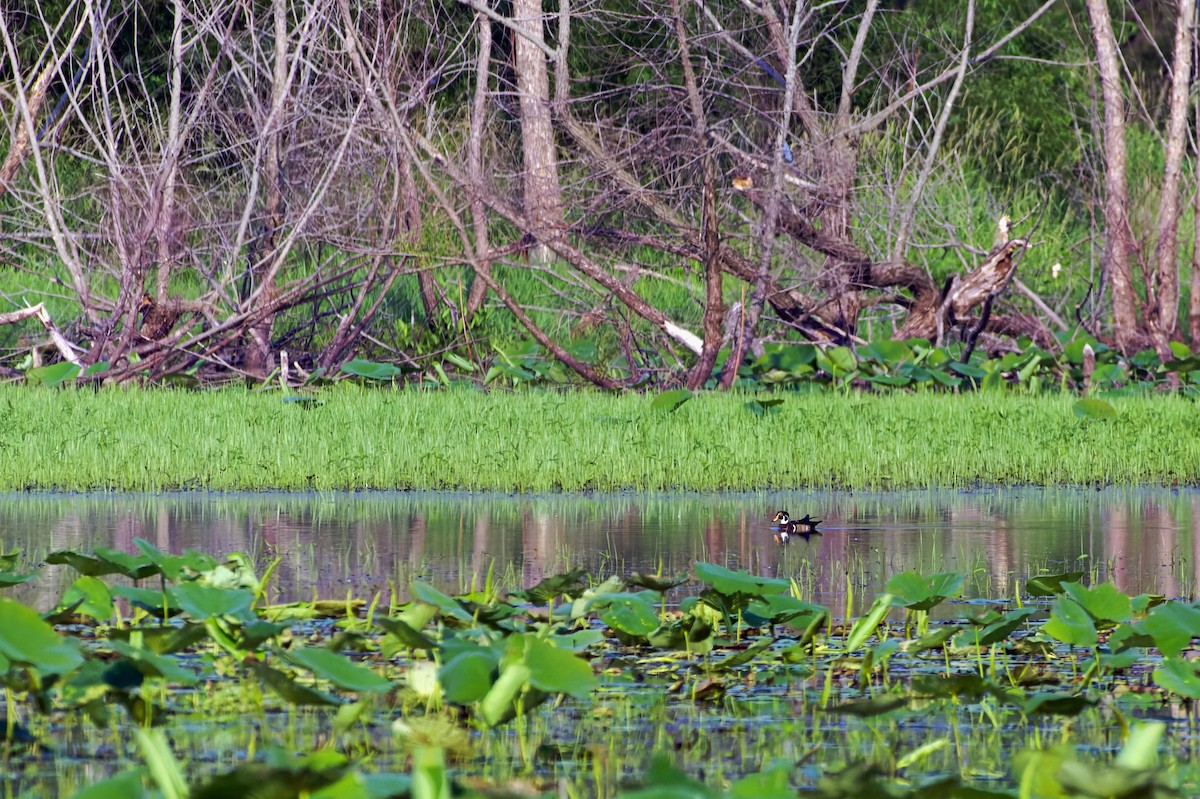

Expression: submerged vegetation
xmin=0 ymin=541 xmax=1196 ymax=798
xmin=1 ymin=386 xmax=1199 ymax=492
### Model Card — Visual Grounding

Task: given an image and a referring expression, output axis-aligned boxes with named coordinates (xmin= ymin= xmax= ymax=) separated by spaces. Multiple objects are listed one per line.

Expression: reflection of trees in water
xmin=3 ymin=491 xmax=1196 ymax=608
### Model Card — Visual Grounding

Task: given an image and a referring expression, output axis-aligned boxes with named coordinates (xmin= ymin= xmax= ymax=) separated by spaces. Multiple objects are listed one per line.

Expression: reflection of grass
xmin=2 ymin=386 xmax=1200 ymax=491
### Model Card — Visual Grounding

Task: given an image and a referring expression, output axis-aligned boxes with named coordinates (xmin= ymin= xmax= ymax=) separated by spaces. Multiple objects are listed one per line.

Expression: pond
xmin=4 ymin=488 xmax=1197 ymax=610
xmin=1 ymin=488 xmax=1197 ymax=798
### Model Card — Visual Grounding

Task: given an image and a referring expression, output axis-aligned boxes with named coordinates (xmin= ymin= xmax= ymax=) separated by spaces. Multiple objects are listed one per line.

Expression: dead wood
xmin=0 ymin=304 xmax=83 ymax=366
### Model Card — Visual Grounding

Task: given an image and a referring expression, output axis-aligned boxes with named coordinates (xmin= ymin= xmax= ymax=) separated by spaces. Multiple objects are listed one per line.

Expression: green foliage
xmin=0 ymin=548 xmax=1192 ymax=797
xmin=1 ymin=386 xmax=1200 ymax=491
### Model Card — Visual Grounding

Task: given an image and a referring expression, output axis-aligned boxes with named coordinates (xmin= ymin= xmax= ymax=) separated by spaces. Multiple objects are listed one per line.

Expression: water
xmin=2 ymin=488 xmax=1198 ymax=796
xmin=3 ymin=488 xmax=1196 ymax=611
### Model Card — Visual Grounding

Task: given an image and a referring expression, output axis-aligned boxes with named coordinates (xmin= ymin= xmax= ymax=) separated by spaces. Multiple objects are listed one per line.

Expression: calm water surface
xmin=3 ymin=488 xmax=1196 ymax=610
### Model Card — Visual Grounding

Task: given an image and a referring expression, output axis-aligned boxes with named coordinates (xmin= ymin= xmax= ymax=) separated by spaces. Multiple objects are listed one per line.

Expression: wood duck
xmin=772 ymin=510 xmax=821 ymax=543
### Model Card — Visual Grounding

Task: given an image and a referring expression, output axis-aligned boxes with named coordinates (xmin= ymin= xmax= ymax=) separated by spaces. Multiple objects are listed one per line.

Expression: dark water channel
xmin=4 ymin=488 xmax=1197 ymax=609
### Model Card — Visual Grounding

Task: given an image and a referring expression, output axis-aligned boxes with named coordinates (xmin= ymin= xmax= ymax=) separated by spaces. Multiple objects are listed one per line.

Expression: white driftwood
xmin=663 ymin=320 xmax=705 ymax=355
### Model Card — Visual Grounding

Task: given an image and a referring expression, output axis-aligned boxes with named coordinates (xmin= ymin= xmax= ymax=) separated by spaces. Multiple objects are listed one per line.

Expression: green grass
xmin=1 ymin=385 xmax=1198 ymax=491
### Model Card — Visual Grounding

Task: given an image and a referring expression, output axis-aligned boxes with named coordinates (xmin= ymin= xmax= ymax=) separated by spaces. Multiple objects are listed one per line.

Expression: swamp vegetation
xmin=0 ymin=536 xmax=1196 ymax=798
xmin=3 ymin=1 xmax=1200 ymax=391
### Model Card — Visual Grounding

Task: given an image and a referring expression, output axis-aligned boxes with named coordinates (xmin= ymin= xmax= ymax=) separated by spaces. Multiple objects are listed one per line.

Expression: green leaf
xmin=287 ymin=646 xmax=392 ymax=693
xmin=743 ymin=398 xmax=783 ymax=416
xmin=135 ymin=728 xmax=188 ymax=799
xmin=745 ymin=594 xmax=827 ymax=628
xmin=693 ymin=562 xmax=789 ymax=597
xmin=27 ymin=361 xmax=81 ymax=387
xmin=523 ymin=635 xmax=598 ymax=697
xmin=844 ymin=594 xmax=894 ymax=653
xmin=71 ymin=769 xmax=148 ymax=799
xmin=252 ymin=662 xmax=341 ymax=706
xmin=341 ymin=359 xmax=405 ymax=381
xmin=1115 ymin=722 xmax=1164 ymax=770
xmin=954 ymin=607 xmax=1036 ymax=648
xmin=903 ymin=624 xmax=961 ymax=654
xmin=106 ymin=640 xmax=198 ymax=684
xmin=46 ymin=549 xmax=156 ymax=579
xmin=626 ymin=572 xmax=689 ymax=593
xmin=949 ymin=361 xmax=987 ymax=379
xmin=439 ymin=647 xmax=499 ymax=704
xmin=111 ymin=585 xmax=181 ymax=617
xmin=1025 ymin=571 xmax=1085 ymax=597
xmin=1073 ymin=398 xmax=1116 ymax=420
xmin=728 ymin=763 xmax=794 ymax=799
xmin=597 ymin=594 xmax=660 ymax=638
xmin=56 ymin=576 xmax=114 ymax=621
xmin=411 ymin=581 xmax=475 ymax=623
xmin=619 ymin=755 xmax=716 ymax=799
xmin=650 ymin=389 xmax=694 ymax=412
xmin=172 ymin=583 xmax=254 ymax=621
xmin=826 ymin=695 xmax=907 ymax=716
xmin=864 ymin=374 xmax=911 ymax=387
xmin=886 ymin=571 xmax=965 ymax=611
xmin=1061 ymin=582 xmax=1132 ymax=626
xmin=817 ymin=345 xmax=857 ymax=377
xmin=1043 ymin=596 xmax=1097 ymax=648
xmin=443 ymin=352 xmax=475 ymax=372
xmin=912 ymin=674 xmax=1004 ymax=700
xmin=133 ymin=540 xmax=216 ymax=581
xmin=0 ymin=596 xmax=84 ymax=675
xmin=376 ymin=617 xmax=437 ymax=650
xmin=863 ymin=339 xmax=911 ymax=366
xmin=928 ymin=369 xmax=961 ymax=388
xmin=0 ymin=571 xmax=36 ymax=588
xmin=516 ymin=567 xmax=589 ymax=604
xmin=1141 ymin=602 xmax=1200 ymax=658
xmin=1152 ymin=658 xmax=1200 ymax=699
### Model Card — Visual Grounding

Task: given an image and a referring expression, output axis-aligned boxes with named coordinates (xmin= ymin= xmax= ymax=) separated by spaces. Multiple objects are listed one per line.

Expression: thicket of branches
xmin=0 ymin=0 xmax=1197 ymax=386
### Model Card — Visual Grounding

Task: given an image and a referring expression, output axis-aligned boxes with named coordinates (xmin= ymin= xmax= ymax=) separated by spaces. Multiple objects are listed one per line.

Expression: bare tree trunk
xmin=1150 ymin=0 xmax=1195 ymax=353
xmin=512 ymin=0 xmax=562 ymax=261
xmin=152 ymin=0 xmax=185 ymax=303
xmin=671 ymin=0 xmax=722 ymax=391
xmin=721 ymin=0 xmax=809 ymax=388
xmin=1191 ymin=145 xmax=1200 ymax=345
xmin=0 ymin=9 xmax=97 ymax=323
xmin=465 ymin=8 xmax=494 ymax=319
xmin=244 ymin=0 xmax=291 ymax=378
xmin=0 ymin=12 xmax=78 ymax=195
xmin=1086 ymin=0 xmax=1140 ymax=354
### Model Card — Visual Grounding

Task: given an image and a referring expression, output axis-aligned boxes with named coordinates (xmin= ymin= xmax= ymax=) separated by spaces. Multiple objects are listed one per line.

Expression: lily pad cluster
xmin=0 ymin=544 xmax=1196 ymax=798
xmin=366 ymin=333 xmax=1200 ymax=396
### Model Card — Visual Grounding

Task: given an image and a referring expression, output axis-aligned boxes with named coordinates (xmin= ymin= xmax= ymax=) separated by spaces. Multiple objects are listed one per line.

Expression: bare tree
xmin=510 ymin=0 xmax=563 ymax=262
xmin=0 ymin=0 xmax=449 ymax=383
xmin=0 ymin=0 xmax=1113 ymax=389
xmin=1086 ymin=0 xmax=1196 ymax=357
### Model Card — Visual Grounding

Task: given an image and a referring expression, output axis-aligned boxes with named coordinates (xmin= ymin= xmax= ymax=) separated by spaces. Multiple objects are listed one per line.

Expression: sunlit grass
xmin=0 ymin=385 xmax=1198 ymax=491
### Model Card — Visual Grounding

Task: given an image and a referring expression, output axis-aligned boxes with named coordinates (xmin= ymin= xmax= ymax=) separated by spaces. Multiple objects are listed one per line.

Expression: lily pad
xmin=0 ymin=597 xmax=84 ymax=675
xmin=286 ymin=646 xmax=392 ymax=694
xmin=1073 ymin=397 xmax=1116 ymax=419
xmin=650 ymin=389 xmax=693 ymax=412
xmin=693 ymin=562 xmax=789 ymax=597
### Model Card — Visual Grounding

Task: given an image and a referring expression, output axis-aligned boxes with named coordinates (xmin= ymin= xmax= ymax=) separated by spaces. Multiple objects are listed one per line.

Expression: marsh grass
xmin=1 ymin=385 xmax=1199 ymax=491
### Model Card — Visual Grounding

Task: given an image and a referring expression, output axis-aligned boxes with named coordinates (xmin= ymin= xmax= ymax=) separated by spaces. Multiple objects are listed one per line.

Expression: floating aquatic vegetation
xmin=0 ymin=544 xmax=1196 ymax=797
